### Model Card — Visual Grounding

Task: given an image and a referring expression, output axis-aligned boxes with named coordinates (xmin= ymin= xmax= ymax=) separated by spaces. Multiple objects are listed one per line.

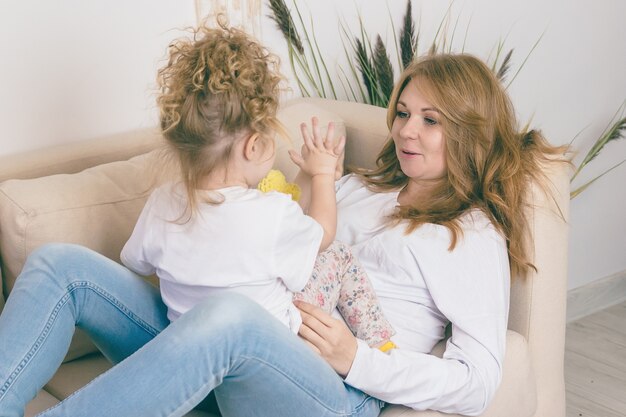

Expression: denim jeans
xmin=0 ymin=244 xmax=383 ymax=417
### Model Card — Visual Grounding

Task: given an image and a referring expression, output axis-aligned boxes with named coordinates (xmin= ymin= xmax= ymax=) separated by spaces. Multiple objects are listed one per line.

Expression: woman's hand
xmin=289 ymin=117 xmax=346 ymax=178
xmin=295 ymin=300 xmax=358 ymax=378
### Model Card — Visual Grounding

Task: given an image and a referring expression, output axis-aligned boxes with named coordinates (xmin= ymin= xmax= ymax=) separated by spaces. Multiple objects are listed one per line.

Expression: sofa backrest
xmin=0 ymin=128 xmax=164 ymax=183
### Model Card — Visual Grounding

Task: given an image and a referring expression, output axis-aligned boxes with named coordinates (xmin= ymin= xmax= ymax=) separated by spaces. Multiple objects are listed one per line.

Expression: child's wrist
xmin=310 ymin=172 xmax=335 ymax=180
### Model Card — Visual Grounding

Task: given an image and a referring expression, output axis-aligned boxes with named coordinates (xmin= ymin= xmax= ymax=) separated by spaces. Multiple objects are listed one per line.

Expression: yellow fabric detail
xmin=257 ymin=169 xmax=301 ymax=201
xmin=378 ymin=341 xmax=398 ymax=353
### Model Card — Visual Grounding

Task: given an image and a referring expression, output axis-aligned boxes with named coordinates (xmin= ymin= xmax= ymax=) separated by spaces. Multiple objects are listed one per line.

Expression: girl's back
xmin=121 ymin=182 xmax=322 ymax=324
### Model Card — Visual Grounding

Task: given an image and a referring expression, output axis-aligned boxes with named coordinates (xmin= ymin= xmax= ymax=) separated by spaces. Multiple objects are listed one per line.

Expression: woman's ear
xmin=243 ymin=133 xmax=261 ymax=161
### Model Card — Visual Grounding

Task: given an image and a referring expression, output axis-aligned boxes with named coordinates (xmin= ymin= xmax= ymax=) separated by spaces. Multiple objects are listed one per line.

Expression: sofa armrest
xmin=510 ymin=159 xmax=570 ymax=417
xmin=379 ymin=330 xmax=536 ymax=417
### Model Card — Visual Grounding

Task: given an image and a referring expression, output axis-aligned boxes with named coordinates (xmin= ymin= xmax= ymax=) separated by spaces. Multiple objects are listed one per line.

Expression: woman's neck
xmin=397 ymin=179 xmax=438 ymax=206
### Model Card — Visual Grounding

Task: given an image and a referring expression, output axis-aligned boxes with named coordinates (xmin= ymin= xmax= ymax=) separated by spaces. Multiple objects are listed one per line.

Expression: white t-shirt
xmin=121 ymin=182 xmax=323 ymax=330
xmin=335 ymin=175 xmax=510 ymax=416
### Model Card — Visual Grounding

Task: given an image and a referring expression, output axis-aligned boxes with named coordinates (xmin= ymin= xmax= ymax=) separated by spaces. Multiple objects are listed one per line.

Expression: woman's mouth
xmin=401 ymin=149 xmax=420 ymax=157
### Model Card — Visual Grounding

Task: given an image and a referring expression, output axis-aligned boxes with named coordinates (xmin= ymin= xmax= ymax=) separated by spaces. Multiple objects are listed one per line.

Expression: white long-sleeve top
xmin=120 ymin=183 xmax=322 ymax=329
xmin=335 ymin=175 xmax=510 ymax=416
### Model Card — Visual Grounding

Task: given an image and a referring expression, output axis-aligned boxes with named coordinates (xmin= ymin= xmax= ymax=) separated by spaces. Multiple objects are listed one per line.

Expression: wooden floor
xmin=565 ymin=301 xmax=626 ymax=417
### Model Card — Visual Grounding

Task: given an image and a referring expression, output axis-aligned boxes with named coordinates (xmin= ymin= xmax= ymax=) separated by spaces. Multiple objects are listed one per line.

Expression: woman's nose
xmin=400 ymin=118 xmax=419 ymax=140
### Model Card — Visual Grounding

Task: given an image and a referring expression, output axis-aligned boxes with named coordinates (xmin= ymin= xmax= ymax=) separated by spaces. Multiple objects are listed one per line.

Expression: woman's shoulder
xmin=458 ymin=209 xmax=500 ymax=234
xmin=335 ymin=173 xmax=363 ymax=191
xmin=336 ymin=173 xmax=400 ymax=201
xmin=402 ymin=209 xmax=504 ymax=255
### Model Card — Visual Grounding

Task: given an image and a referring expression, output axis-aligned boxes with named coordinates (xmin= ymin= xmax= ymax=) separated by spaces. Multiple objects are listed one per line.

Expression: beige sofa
xmin=0 ymin=98 xmax=569 ymax=417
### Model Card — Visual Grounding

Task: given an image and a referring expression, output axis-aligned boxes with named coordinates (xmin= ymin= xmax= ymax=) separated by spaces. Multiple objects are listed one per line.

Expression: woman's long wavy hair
xmin=156 ymin=19 xmax=283 ymax=217
xmin=357 ymin=53 xmax=567 ymax=278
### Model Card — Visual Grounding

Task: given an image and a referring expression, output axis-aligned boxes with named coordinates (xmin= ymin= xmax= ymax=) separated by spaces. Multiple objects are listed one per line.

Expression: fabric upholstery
xmin=0 ymin=128 xmax=164 ymax=183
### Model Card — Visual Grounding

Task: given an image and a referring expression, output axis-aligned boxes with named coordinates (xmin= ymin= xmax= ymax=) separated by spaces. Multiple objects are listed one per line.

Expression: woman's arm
xmin=298 ymin=222 xmax=510 ymax=416
xmin=295 ymin=300 xmax=358 ymax=377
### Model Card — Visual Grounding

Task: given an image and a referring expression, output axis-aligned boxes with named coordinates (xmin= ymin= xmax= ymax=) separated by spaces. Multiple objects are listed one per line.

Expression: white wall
xmin=0 ymin=0 xmax=196 ymax=155
xmin=0 ymin=0 xmax=624 ymax=291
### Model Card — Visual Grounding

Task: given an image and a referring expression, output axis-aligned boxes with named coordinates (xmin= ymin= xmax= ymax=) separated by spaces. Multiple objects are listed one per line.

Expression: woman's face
xmin=391 ymin=79 xmax=447 ymax=186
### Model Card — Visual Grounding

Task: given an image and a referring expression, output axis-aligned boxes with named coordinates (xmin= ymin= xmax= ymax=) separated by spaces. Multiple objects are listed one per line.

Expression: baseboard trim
xmin=567 ymin=269 xmax=626 ymax=322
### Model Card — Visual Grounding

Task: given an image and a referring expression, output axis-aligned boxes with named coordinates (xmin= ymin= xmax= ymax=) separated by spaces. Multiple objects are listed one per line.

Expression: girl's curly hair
xmin=156 ymin=20 xmax=283 ymax=216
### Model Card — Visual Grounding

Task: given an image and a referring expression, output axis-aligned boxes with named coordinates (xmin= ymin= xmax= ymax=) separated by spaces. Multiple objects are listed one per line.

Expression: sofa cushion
xmin=24 ymin=390 xmax=59 ymax=417
xmin=0 ymin=150 xmax=167 ymax=360
xmin=0 ymin=100 xmax=345 ymax=361
xmin=39 ymin=353 xmax=217 ymax=417
xmin=0 ymin=150 xmax=165 ymax=294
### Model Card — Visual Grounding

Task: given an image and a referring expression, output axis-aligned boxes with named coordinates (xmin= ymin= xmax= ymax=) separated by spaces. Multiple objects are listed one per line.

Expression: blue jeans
xmin=0 ymin=244 xmax=383 ymax=417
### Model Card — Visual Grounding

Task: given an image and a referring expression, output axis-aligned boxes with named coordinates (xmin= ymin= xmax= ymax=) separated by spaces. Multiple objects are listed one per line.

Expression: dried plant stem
xmin=569 ymin=101 xmax=626 ymax=198
xmin=309 ymin=14 xmax=337 ymax=99
xmin=505 ymin=30 xmax=545 ymax=89
xmin=293 ymin=3 xmax=326 ymax=97
xmin=339 ymin=22 xmax=368 ymax=103
xmin=286 ymin=45 xmax=311 ymax=97
xmin=387 ymin=2 xmax=403 ymax=71
xmin=429 ymin=2 xmax=454 ymax=54
xmin=571 ymin=101 xmax=626 ymax=180
xmin=337 ymin=65 xmax=359 ymax=102
xmin=399 ymin=0 xmax=416 ymax=68
xmin=461 ymin=12 xmax=472 ymax=53
xmin=571 ymin=159 xmax=625 ymax=199
xmin=496 ymin=49 xmax=514 ymax=82
xmin=373 ymin=35 xmax=394 ymax=106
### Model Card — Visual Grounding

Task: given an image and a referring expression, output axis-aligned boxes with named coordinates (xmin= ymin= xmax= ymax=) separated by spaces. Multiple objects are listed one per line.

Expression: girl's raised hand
xmin=289 ymin=117 xmax=346 ymax=178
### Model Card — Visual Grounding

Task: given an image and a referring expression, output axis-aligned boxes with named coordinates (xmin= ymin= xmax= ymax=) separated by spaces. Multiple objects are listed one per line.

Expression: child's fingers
xmin=288 ymin=149 xmax=304 ymax=167
xmin=300 ymin=142 xmax=310 ymax=158
xmin=300 ymin=122 xmax=314 ymax=151
xmin=334 ymin=135 xmax=346 ymax=156
xmin=324 ymin=122 xmax=335 ymax=149
xmin=311 ymin=117 xmax=324 ymax=148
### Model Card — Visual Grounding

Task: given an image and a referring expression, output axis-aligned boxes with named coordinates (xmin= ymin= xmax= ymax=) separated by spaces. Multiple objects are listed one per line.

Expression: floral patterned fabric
xmin=295 ymin=241 xmax=395 ymax=347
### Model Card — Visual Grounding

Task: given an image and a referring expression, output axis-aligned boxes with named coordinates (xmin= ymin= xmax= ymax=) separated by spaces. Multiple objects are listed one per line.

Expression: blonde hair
xmin=156 ymin=20 xmax=283 ymax=216
xmin=357 ymin=53 xmax=568 ymax=277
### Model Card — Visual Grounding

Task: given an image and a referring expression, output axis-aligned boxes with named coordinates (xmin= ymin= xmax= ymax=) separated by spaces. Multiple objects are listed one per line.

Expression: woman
xmin=0 ymin=53 xmax=565 ymax=417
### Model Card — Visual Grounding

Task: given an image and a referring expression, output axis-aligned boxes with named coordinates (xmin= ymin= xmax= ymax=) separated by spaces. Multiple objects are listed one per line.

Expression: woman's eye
xmin=424 ymin=117 xmax=438 ymax=126
xmin=396 ymin=111 xmax=409 ymax=119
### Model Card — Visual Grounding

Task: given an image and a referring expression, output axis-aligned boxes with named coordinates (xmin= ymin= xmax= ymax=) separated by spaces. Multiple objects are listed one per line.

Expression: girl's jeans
xmin=0 ymin=244 xmax=383 ymax=417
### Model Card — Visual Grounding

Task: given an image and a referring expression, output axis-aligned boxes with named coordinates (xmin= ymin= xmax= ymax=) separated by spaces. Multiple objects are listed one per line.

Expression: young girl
xmin=120 ymin=22 xmax=394 ymax=349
